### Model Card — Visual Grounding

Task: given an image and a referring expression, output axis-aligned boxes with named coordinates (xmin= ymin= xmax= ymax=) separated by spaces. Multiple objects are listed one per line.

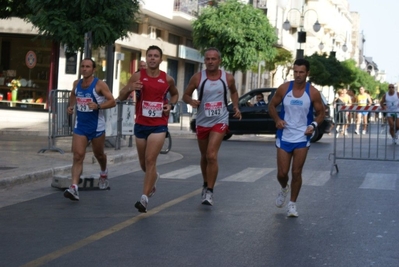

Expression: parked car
xmin=190 ymin=88 xmax=333 ymax=143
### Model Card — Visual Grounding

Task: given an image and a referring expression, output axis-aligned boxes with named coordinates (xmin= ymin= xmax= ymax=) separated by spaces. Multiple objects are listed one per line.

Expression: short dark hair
xmin=204 ymin=47 xmax=221 ymax=59
xmin=82 ymin=58 xmax=96 ymax=68
xmin=294 ymin=58 xmax=310 ymax=71
xmin=146 ymin=45 xmax=163 ymax=58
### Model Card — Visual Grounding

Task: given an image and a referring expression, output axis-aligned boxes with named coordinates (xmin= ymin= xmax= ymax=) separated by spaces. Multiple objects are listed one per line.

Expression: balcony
xmin=172 ymin=0 xmax=211 ymax=29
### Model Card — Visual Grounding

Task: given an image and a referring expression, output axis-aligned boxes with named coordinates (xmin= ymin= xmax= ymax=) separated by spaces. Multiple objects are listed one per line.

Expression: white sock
xmin=72 ymin=184 xmax=78 ymax=190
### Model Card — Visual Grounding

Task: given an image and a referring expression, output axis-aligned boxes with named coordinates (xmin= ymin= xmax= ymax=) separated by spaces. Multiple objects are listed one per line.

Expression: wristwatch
xmin=169 ymin=103 xmax=175 ymax=110
xmin=97 ymin=104 xmax=101 ymax=110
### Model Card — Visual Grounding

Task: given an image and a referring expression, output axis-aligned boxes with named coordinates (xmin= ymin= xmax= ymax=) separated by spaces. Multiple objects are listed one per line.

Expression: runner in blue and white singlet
xmin=268 ymin=58 xmax=325 ymax=217
xmin=276 ymin=81 xmax=313 ymax=145
xmin=74 ymin=77 xmax=106 ymax=138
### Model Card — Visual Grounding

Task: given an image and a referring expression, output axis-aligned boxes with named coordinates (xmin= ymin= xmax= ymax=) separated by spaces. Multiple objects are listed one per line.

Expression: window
xmin=168 ymin=33 xmax=180 ymax=45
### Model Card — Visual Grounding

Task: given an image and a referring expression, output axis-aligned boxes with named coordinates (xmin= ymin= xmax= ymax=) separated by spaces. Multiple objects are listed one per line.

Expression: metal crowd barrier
xmin=38 ymin=90 xmax=136 ymax=153
xmin=330 ymin=105 xmax=399 ymax=174
xmin=38 ymin=89 xmax=73 ymax=154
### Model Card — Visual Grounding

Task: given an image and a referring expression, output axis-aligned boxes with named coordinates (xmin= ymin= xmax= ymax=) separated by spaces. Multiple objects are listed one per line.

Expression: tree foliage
xmin=23 ymin=0 xmax=140 ymax=53
xmin=304 ymin=53 xmax=388 ymax=99
xmin=306 ymin=53 xmax=353 ymax=88
xmin=192 ymin=0 xmax=277 ymax=73
xmin=0 ymin=0 xmax=32 ymax=18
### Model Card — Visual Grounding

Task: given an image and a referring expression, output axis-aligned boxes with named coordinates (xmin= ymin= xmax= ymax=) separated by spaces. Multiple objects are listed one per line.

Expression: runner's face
xmin=204 ymin=50 xmax=221 ymax=71
xmin=146 ymin=50 xmax=162 ymax=69
xmin=293 ymin=64 xmax=308 ymax=84
xmin=80 ymin=60 xmax=94 ymax=78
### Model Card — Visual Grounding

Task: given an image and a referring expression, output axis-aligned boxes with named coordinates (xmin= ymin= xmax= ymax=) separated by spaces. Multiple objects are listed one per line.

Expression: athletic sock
xmin=206 ymin=188 xmax=213 ymax=193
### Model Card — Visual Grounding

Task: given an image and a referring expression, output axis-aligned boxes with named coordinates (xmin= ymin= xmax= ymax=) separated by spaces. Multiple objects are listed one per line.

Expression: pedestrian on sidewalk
xmin=117 ymin=45 xmax=179 ymax=213
xmin=64 ymin=58 xmax=116 ymax=201
xmin=182 ymin=47 xmax=241 ymax=206
xmin=268 ymin=58 xmax=325 ymax=217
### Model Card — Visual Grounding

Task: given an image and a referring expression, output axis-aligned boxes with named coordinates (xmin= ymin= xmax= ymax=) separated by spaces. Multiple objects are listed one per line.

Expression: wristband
xmin=310 ymin=122 xmax=318 ymax=128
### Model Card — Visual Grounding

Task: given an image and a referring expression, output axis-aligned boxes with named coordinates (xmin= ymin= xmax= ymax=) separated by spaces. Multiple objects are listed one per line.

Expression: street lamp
xmin=282 ymin=3 xmax=321 ymax=59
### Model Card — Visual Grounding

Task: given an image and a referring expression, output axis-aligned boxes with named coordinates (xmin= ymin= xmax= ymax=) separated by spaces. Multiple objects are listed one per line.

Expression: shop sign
xmin=25 ymin=51 xmax=37 ymax=69
xmin=178 ymin=45 xmax=204 ymax=63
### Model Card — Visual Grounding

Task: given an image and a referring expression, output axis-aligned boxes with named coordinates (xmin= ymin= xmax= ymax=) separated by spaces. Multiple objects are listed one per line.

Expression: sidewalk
xmin=0 ymin=110 xmax=194 ymax=189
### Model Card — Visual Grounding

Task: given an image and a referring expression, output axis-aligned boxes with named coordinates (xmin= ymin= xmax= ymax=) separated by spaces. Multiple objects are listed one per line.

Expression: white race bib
xmin=142 ymin=100 xmax=163 ymax=117
xmin=204 ymin=101 xmax=223 ymax=117
xmin=76 ymin=97 xmax=93 ymax=112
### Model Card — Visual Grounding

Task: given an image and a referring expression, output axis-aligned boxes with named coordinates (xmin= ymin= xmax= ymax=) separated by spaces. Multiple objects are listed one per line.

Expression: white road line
xmin=302 ymin=170 xmax=331 ymax=186
xmin=221 ymin=168 xmax=274 ymax=182
xmin=359 ymin=173 xmax=397 ymax=190
xmin=161 ymin=165 xmax=202 ymax=179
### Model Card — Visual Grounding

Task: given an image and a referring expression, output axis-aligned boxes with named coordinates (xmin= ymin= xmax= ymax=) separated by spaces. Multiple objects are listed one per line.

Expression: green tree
xmin=306 ymin=53 xmax=354 ymax=89
xmin=0 ymin=0 xmax=31 ymax=18
xmin=192 ymin=0 xmax=277 ymax=73
xmin=24 ymin=0 xmax=140 ymax=53
xmin=264 ymin=48 xmax=292 ymax=87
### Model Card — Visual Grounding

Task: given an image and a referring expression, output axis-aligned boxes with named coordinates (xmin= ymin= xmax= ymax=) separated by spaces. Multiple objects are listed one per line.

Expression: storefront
xmin=0 ymin=34 xmax=55 ymax=110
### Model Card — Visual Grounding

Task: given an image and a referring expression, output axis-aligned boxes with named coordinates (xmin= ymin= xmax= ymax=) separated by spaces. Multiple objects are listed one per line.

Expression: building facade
xmin=0 ymin=0 xmax=377 ymax=112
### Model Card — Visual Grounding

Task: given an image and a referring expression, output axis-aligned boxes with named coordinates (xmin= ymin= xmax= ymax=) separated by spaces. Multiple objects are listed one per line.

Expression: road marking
xmin=20 ymin=187 xmax=204 ymax=267
xmin=221 ymin=168 xmax=274 ymax=182
xmin=161 ymin=165 xmax=201 ymax=179
xmin=359 ymin=173 xmax=397 ymax=190
xmin=302 ymin=170 xmax=331 ymax=186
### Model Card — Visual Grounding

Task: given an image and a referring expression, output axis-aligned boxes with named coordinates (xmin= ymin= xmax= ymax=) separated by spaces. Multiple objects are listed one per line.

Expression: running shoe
xmin=354 ymin=129 xmax=359 ymax=135
xmin=287 ymin=202 xmax=299 ymax=217
xmin=64 ymin=185 xmax=79 ymax=201
xmin=201 ymin=186 xmax=207 ymax=201
xmin=362 ymin=130 xmax=366 ymax=135
xmin=135 ymin=195 xmax=148 ymax=213
xmin=148 ymin=172 xmax=160 ymax=198
xmin=275 ymin=184 xmax=290 ymax=208
xmin=99 ymin=169 xmax=109 ymax=190
xmin=202 ymin=191 xmax=213 ymax=206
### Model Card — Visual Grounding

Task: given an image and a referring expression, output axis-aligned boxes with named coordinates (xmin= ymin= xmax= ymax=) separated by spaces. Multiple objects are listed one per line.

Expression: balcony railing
xmin=174 ymin=0 xmax=211 ymax=16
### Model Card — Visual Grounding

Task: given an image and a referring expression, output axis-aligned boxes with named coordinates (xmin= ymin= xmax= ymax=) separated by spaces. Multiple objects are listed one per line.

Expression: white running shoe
xmin=135 ymin=195 xmax=148 ymax=213
xmin=64 ymin=185 xmax=79 ymax=201
xmin=275 ymin=184 xmax=290 ymax=208
xmin=362 ymin=130 xmax=366 ymax=135
xmin=354 ymin=130 xmax=359 ymax=135
xmin=201 ymin=187 xmax=207 ymax=201
xmin=287 ymin=202 xmax=298 ymax=217
xmin=202 ymin=191 xmax=213 ymax=206
xmin=99 ymin=169 xmax=109 ymax=190
xmin=148 ymin=172 xmax=160 ymax=198
xmin=392 ymin=138 xmax=397 ymax=145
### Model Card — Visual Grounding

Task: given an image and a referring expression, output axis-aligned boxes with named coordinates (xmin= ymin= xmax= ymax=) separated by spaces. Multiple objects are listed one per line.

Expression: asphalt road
xmin=0 ymin=134 xmax=398 ymax=267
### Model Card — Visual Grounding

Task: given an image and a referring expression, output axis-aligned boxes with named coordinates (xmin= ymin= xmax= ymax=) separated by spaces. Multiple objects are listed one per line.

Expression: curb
xmin=0 ymin=151 xmax=138 ymax=190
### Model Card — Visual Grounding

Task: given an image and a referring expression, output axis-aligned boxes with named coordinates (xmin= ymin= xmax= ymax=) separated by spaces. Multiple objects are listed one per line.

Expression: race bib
xmin=204 ymin=101 xmax=223 ymax=117
xmin=142 ymin=100 xmax=163 ymax=117
xmin=76 ymin=97 xmax=93 ymax=112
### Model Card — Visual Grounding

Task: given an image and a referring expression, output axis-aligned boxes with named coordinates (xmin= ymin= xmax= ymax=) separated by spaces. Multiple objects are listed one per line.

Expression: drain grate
xmin=0 ymin=167 xmax=17 ymax=170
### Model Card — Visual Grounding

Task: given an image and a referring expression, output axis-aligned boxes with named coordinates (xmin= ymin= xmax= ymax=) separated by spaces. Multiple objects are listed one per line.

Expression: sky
xmin=348 ymin=0 xmax=398 ymax=83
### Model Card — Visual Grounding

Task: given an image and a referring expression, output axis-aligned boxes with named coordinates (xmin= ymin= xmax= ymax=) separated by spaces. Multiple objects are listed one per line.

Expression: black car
xmin=190 ymin=88 xmax=333 ymax=142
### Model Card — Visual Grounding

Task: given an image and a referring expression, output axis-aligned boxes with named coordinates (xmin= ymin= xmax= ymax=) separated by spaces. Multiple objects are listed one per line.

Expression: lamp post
xmin=282 ymin=2 xmax=321 ymax=59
